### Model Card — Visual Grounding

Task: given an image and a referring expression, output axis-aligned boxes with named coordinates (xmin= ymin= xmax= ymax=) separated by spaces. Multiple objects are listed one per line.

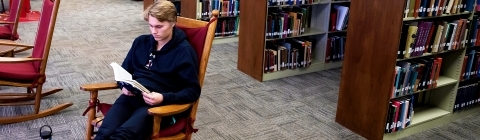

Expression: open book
xmin=110 ymin=62 xmax=151 ymax=94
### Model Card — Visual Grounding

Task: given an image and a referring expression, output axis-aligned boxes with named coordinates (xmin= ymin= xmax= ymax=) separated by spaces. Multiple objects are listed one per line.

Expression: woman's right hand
xmin=122 ymin=87 xmax=135 ymax=96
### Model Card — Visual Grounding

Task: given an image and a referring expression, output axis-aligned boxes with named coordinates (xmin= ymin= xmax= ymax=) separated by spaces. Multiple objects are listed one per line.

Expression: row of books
xmin=402 ymin=0 xmax=475 ymax=19
xmin=329 ymin=5 xmax=349 ymax=31
xmin=266 ymin=6 xmax=311 ymax=39
xmin=398 ymin=18 xmax=476 ymax=59
xmin=267 ymin=0 xmax=322 ymax=7
xmin=461 ymin=49 xmax=480 ymax=81
xmin=384 ymin=94 xmax=415 ymax=133
xmin=198 ymin=0 xmax=240 ymax=19
xmin=454 ymin=82 xmax=480 ymax=112
xmin=214 ymin=17 xmax=240 ymax=37
xmin=325 ymin=35 xmax=345 ymax=63
xmin=470 ymin=17 xmax=480 ymax=46
xmin=263 ymin=37 xmax=315 ymax=73
xmin=393 ymin=57 xmax=443 ymax=98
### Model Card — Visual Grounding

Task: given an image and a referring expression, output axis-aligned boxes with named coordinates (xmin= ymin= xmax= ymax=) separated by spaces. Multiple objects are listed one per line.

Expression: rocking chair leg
xmin=34 ymin=85 xmax=43 ymax=113
xmin=86 ymin=90 xmax=98 ymax=140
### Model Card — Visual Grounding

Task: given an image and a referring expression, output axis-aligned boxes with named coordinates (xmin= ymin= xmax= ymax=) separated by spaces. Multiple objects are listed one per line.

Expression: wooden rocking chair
xmin=80 ymin=10 xmax=219 ymax=140
xmin=0 ymin=0 xmax=23 ymax=41
xmin=0 ymin=0 xmax=73 ymax=124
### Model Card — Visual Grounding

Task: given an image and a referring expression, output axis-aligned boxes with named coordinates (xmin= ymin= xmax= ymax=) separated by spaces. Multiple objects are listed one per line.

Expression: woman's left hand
xmin=142 ymin=92 xmax=164 ymax=106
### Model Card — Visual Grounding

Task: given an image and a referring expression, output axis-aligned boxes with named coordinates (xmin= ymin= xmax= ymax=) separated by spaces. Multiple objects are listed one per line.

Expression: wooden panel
xmin=335 ymin=0 xmax=405 ymax=139
xmin=180 ymin=0 xmax=197 ymax=19
xmin=144 ymin=0 xmax=153 ymax=10
xmin=237 ymin=0 xmax=267 ymax=81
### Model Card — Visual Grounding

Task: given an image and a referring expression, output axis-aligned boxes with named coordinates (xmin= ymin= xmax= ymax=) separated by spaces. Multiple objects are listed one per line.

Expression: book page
xmin=110 ymin=62 xmax=151 ymax=94
xmin=110 ymin=62 xmax=133 ymax=81
xmin=123 ymin=80 xmax=151 ymax=93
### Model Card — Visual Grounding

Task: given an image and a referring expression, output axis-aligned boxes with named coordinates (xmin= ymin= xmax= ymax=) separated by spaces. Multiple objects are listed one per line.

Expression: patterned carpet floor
xmin=1 ymin=0 xmax=479 ymax=139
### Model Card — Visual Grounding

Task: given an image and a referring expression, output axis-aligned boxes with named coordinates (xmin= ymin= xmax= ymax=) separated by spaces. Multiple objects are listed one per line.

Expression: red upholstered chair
xmin=0 ymin=0 xmax=73 ymax=124
xmin=80 ymin=10 xmax=219 ymax=140
xmin=0 ymin=0 xmax=23 ymax=41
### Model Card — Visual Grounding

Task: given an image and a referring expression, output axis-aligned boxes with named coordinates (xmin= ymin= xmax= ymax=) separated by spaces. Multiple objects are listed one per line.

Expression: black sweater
xmin=120 ymin=27 xmax=201 ymax=106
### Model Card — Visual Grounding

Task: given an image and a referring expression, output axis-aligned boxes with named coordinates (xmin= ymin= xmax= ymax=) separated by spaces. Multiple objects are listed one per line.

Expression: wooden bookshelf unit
xmin=336 ymin=0 xmax=480 ymax=140
xmin=238 ymin=0 xmax=350 ymax=82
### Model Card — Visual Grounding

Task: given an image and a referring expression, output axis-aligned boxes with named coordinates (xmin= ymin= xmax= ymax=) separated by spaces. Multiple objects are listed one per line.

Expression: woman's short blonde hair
xmin=143 ymin=0 xmax=177 ymax=23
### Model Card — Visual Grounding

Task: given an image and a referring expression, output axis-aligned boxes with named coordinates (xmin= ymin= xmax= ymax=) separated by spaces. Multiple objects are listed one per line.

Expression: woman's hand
xmin=122 ymin=87 xmax=135 ymax=96
xmin=142 ymin=92 xmax=164 ymax=106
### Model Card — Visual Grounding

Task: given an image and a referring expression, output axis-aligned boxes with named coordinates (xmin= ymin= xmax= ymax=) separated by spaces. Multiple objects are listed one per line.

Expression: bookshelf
xmin=197 ymin=0 xmax=241 ymax=39
xmin=237 ymin=0 xmax=350 ymax=82
xmin=143 ymin=0 xmax=197 ymax=19
xmin=335 ymin=0 xmax=480 ymax=140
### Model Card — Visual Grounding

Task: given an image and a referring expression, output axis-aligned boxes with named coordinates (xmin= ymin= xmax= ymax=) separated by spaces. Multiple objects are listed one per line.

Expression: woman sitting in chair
xmin=94 ymin=1 xmax=201 ymax=140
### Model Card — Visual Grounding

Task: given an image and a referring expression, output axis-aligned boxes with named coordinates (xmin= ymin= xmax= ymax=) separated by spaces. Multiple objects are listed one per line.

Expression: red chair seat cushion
xmin=0 ymin=62 xmax=39 ymax=82
xmin=91 ymin=115 xmax=187 ymax=138
xmin=0 ymin=25 xmax=19 ymax=40
xmin=95 ymin=103 xmax=187 ymax=138
xmin=156 ymin=117 xmax=188 ymax=137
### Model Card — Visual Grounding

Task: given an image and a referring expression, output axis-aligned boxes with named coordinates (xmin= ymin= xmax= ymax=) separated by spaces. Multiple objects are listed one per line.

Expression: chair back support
xmin=176 ymin=17 xmax=217 ymax=87
xmin=175 ymin=12 xmax=218 ymax=138
xmin=5 ymin=0 xmax=23 ymax=40
xmin=31 ymin=0 xmax=61 ymax=71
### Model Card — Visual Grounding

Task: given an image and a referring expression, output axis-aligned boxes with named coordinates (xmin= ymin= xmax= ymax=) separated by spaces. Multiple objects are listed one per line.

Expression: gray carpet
xmin=1 ymin=0 xmax=479 ymax=139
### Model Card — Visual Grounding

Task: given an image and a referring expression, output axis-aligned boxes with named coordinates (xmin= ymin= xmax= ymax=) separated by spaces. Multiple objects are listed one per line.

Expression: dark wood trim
xmin=143 ymin=0 xmax=152 ymax=10
xmin=335 ymin=0 xmax=405 ymax=139
xmin=180 ymin=0 xmax=197 ymax=19
xmin=143 ymin=0 xmax=196 ymax=19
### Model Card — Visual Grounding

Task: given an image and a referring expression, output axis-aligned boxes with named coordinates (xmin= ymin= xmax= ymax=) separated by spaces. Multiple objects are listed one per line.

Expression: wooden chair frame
xmin=0 ymin=0 xmax=32 ymax=54
xmin=0 ymin=0 xmax=23 ymax=38
xmin=0 ymin=0 xmax=73 ymax=124
xmin=80 ymin=11 xmax=219 ymax=140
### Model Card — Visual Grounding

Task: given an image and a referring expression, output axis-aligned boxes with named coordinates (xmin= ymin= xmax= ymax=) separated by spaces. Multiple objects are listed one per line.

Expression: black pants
xmin=93 ymin=94 xmax=153 ymax=140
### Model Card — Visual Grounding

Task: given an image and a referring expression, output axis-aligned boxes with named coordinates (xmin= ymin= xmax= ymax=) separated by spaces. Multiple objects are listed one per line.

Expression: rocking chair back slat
xmin=174 ymin=11 xmax=218 ymax=140
xmin=32 ymin=0 xmax=60 ymax=72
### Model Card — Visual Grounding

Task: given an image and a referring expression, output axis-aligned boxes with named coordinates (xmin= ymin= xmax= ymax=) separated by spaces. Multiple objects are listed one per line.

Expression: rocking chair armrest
xmin=80 ymin=82 xmax=118 ymax=91
xmin=0 ymin=40 xmax=33 ymax=48
xmin=0 ymin=57 xmax=42 ymax=63
xmin=148 ymin=103 xmax=193 ymax=117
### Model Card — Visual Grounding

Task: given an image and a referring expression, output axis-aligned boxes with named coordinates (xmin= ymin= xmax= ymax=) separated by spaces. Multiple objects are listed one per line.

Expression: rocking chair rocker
xmin=0 ymin=0 xmax=73 ymax=124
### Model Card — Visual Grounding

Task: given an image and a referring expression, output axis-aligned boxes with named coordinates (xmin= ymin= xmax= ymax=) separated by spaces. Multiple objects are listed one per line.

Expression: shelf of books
xmin=336 ymin=0 xmax=480 ymax=140
xmin=197 ymin=0 xmax=240 ymax=39
xmin=237 ymin=0 xmax=350 ymax=82
xmin=327 ymin=1 xmax=350 ymax=65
